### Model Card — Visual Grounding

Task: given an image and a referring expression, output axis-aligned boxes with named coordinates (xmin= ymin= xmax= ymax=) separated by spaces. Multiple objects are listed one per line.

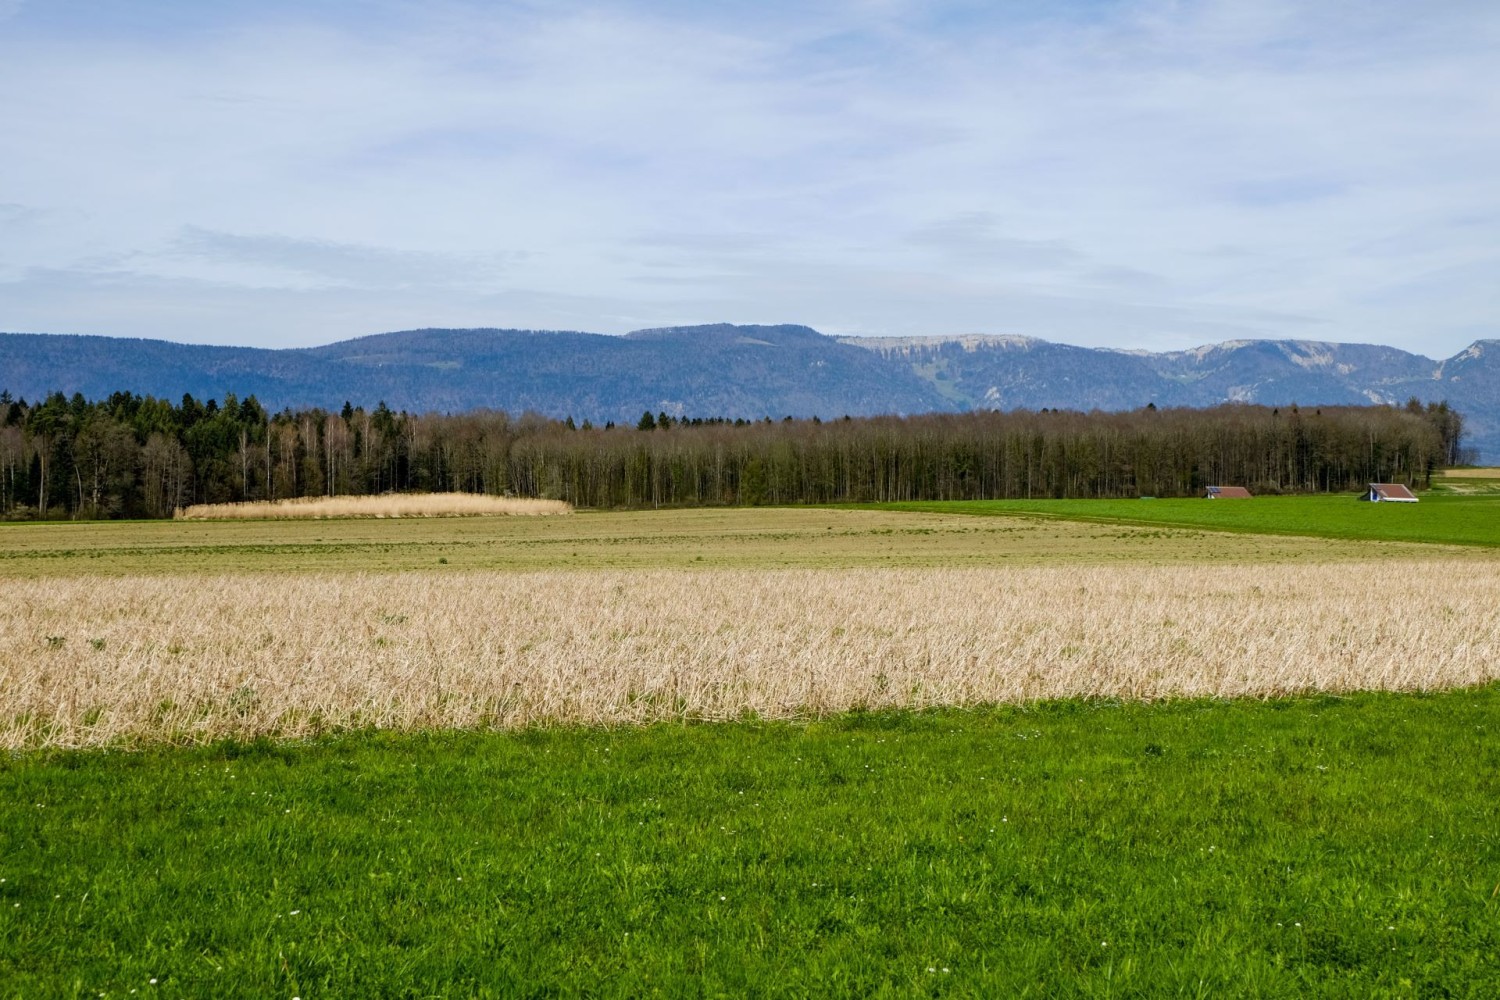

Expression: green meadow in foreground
xmin=881 ymin=492 xmax=1500 ymax=548
xmin=4 ymin=689 xmax=1498 ymax=997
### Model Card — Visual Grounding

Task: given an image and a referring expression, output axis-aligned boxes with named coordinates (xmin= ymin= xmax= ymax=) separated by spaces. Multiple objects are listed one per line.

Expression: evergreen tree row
xmin=0 ymin=389 xmax=1462 ymax=519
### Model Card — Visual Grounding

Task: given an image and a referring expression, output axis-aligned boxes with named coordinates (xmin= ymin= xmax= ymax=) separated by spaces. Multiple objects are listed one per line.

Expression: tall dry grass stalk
xmin=4 ymin=560 xmax=1498 ymax=748
xmin=175 ymin=493 xmax=572 ymax=519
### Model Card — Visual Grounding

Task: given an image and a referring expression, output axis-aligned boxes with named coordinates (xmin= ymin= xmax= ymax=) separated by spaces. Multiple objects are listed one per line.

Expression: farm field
xmin=5 ymin=559 xmax=1500 ymax=749
xmin=5 ymin=502 xmax=1500 ymax=749
xmin=881 ymin=492 xmax=1500 ymax=548
xmin=4 ymin=500 xmax=1500 ymax=995
xmin=2 ymin=504 xmax=1480 ymax=578
xmin=1433 ymin=468 xmax=1500 ymax=495
xmin=4 ymin=691 xmax=1498 ymax=997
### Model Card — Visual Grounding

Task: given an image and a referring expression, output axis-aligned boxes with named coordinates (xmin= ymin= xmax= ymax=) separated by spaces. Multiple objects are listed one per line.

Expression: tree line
xmin=0 ymin=388 xmax=1463 ymax=519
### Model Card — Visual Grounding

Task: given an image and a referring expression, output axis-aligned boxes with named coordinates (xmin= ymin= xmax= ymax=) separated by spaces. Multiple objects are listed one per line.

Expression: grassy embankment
xmin=4 ymin=498 xmax=1500 ymax=994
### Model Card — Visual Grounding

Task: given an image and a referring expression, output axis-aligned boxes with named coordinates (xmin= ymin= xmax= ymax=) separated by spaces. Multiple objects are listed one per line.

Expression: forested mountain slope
xmin=2 ymin=325 xmax=1495 ymax=459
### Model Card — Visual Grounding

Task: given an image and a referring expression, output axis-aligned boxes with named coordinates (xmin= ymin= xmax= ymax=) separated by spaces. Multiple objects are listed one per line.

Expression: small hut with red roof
xmin=1364 ymin=483 xmax=1419 ymax=502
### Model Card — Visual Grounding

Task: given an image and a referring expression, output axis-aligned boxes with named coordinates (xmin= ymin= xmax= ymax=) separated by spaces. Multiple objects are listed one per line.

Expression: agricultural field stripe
xmin=4 ymin=561 xmax=1498 ymax=748
xmin=874 ymin=494 xmax=1500 ymax=549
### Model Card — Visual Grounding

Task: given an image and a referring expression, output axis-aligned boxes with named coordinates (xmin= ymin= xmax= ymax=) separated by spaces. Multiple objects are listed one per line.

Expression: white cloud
xmin=0 ymin=0 xmax=1496 ymax=357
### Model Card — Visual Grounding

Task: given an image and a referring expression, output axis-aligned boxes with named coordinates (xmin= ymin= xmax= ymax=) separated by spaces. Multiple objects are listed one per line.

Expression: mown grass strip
xmin=3 ymin=689 xmax=1497 ymax=997
xmin=879 ymin=493 xmax=1500 ymax=548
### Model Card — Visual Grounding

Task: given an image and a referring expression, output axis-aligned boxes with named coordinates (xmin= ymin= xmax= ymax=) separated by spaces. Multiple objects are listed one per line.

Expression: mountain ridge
xmin=1 ymin=325 xmax=1495 ymax=459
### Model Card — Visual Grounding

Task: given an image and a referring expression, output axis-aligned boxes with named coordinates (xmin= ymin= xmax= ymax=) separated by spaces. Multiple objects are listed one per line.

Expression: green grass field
xmin=4 ymin=690 xmax=1498 ymax=997
xmin=4 ymin=499 xmax=1499 ymax=995
xmin=880 ymin=492 xmax=1500 ymax=548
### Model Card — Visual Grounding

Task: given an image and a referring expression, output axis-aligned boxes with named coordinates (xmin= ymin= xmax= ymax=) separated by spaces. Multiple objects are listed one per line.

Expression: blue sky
xmin=1 ymin=0 xmax=1496 ymax=356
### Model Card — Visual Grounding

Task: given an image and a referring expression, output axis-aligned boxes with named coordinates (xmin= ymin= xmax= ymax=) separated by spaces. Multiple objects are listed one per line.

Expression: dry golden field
xmin=5 ymin=559 xmax=1499 ymax=748
xmin=1435 ymin=467 xmax=1500 ymax=479
xmin=176 ymin=492 xmax=573 ymax=519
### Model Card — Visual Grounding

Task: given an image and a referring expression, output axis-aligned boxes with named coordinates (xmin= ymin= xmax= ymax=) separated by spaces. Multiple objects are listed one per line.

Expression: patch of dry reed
xmin=4 ymin=560 xmax=1498 ymax=748
xmin=176 ymin=493 xmax=572 ymax=519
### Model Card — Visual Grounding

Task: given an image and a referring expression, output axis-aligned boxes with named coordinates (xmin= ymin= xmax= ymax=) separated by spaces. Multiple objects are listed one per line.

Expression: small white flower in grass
xmin=149 ymin=980 xmax=157 ymax=985
xmin=720 ymin=896 xmax=726 ymax=901
xmin=290 ymin=910 xmax=300 ymax=915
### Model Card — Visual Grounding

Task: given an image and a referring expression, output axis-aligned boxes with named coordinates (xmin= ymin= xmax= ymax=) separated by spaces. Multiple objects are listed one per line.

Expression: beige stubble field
xmin=3 ymin=507 xmax=1497 ymax=748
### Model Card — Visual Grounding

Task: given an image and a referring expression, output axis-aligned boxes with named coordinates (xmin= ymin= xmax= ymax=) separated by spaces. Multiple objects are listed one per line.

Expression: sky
xmin=1 ymin=0 xmax=1496 ymax=357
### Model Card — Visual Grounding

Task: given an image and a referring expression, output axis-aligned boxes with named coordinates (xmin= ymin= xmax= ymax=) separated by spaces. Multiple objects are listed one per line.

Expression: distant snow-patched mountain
xmin=2 ymin=325 xmax=1496 ymax=459
xmin=842 ymin=334 xmax=1497 ymax=459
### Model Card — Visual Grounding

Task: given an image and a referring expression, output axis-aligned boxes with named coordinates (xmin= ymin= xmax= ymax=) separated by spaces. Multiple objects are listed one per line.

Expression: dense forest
xmin=0 ymin=389 xmax=1464 ymax=519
